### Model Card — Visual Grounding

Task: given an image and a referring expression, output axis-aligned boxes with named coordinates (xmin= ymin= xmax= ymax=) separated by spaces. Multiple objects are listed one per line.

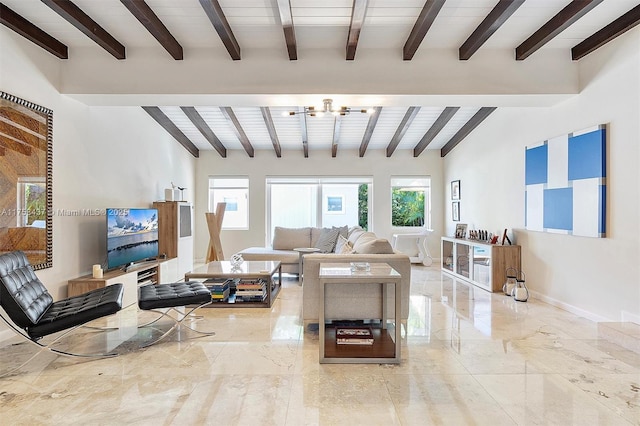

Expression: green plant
xmin=391 ymin=189 xmax=424 ymax=227
xmin=358 ymin=184 xmax=368 ymax=230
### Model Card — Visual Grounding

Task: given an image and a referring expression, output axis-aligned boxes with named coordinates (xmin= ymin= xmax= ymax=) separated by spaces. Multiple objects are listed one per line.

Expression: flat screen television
xmin=106 ymin=208 xmax=159 ymax=270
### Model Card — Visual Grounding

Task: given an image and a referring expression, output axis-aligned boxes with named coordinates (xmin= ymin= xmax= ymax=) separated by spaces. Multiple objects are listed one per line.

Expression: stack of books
xmin=335 ymin=327 xmax=374 ymax=345
xmin=235 ymin=278 xmax=267 ymax=302
xmin=204 ymin=278 xmax=233 ymax=302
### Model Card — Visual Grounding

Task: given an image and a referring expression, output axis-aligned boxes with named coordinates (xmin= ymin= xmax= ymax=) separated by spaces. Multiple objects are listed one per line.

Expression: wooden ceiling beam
xmin=516 ymin=0 xmax=603 ymax=60
xmin=572 ymin=4 xmax=640 ymax=60
xmin=459 ymin=0 xmax=524 ymax=60
xmin=386 ymin=107 xmax=420 ymax=157
xmin=120 ymin=0 xmax=183 ymax=60
xmin=413 ymin=107 xmax=459 ymax=157
xmin=41 ymin=0 xmax=125 ymax=59
xmin=181 ymin=107 xmax=226 ymax=158
xmin=220 ymin=107 xmax=254 ymax=157
xmin=0 ymin=3 xmax=68 ymax=59
xmin=403 ymin=0 xmax=446 ymax=60
xmin=199 ymin=0 xmax=241 ymax=60
xmin=359 ymin=106 xmax=381 ymax=157
xmin=331 ymin=115 xmax=342 ymax=157
xmin=142 ymin=107 xmax=199 ymax=158
xmin=260 ymin=107 xmax=282 ymax=158
xmin=276 ymin=0 xmax=297 ymax=60
xmin=346 ymin=0 xmax=369 ymax=60
xmin=441 ymin=107 xmax=497 ymax=157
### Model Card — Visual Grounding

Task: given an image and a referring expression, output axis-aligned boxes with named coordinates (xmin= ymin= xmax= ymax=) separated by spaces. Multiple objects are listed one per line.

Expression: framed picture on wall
xmin=326 ymin=195 xmax=345 ymax=214
xmin=451 ymin=180 xmax=460 ymax=200
xmin=452 ymin=201 xmax=460 ymax=221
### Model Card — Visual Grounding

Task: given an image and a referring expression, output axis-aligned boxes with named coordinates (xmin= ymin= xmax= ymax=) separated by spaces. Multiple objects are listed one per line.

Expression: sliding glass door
xmin=267 ymin=177 xmax=372 ymax=244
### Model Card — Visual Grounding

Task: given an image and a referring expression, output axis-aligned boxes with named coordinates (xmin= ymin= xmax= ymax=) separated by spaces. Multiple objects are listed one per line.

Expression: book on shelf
xmin=335 ymin=326 xmax=374 ymax=345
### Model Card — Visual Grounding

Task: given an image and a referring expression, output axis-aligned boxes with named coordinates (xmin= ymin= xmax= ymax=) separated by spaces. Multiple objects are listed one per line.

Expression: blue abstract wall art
xmin=525 ymin=125 xmax=606 ymax=238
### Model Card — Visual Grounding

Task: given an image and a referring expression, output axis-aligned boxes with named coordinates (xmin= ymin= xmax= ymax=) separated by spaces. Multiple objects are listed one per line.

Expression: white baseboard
xmin=621 ymin=311 xmax=640 ymax=325
xmin=529 ymin=290 xmax=613 ymax=323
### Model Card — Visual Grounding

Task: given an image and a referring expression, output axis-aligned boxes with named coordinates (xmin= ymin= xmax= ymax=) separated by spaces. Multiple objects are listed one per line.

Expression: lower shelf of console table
xmin=323 ymin=327 xmax=397 ymax=360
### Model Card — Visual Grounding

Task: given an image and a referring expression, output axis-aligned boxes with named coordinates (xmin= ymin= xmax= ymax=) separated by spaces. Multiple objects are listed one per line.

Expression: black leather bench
xmin=138 ymin=281 xmax=211 ymax=310
xmin=137 ymin=281 xmax=214 ymax=346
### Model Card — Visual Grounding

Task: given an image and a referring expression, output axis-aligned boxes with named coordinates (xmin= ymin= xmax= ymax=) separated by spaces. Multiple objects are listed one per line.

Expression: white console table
xmin=391 ymin=229 xmax=433 ymax=265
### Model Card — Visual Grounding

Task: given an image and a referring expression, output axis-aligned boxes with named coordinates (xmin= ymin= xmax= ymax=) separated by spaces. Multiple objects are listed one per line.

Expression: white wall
xmin=194 ymin=149 xmax=443 ymax=263
xmin=0 ymin=28 xmax=196 ymax=302
xmin=443 ymin=29 xmax=640 ymax=322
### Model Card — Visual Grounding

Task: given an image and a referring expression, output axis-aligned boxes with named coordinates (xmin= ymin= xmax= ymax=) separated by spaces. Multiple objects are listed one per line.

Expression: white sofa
xmin=237 ymin=226 xmax=345 ymax=274
xmin=238 ymin=226 xmax=411 ymax=324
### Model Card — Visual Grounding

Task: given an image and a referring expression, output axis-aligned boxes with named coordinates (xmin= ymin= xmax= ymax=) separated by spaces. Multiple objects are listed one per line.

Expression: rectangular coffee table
xmin=185 ymin=261 xmax=282 ymax=308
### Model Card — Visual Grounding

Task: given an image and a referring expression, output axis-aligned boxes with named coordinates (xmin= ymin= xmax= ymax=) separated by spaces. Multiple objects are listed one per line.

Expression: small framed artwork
xmin=326 ymin=195 xmax=345 ymax=214
xmin=451 ymin=180 xmax=460 ymax=200
xmin=455 ymin=223 xmax=468 ymax=239
xmin=452 ymin=201 xmax=460 ymax=221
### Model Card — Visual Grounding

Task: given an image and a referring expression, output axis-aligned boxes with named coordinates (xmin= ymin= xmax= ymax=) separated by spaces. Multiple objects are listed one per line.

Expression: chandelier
xmin=285 ymin=98 xmax=374 ymax=117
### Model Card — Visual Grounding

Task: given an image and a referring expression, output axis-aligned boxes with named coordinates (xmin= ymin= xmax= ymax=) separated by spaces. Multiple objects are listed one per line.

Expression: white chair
xmin=391 ymin=228 xmax=433 ymax=266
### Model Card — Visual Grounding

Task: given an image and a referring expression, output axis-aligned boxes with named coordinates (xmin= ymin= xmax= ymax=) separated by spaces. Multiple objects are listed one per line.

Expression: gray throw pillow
xmin=314 ymin=227 xmax=340 ymax=253
xmin=333 ymin=225 xmax=348 ymax=240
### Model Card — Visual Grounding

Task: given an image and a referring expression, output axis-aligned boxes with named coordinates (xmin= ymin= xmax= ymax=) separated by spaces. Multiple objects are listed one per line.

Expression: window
xmin=17 ymin=177 xmax=46 ymax=227
xmin=266 ymin=177 xmax=372 ymax=243
xmin=391 ymin=177 xmax=430 ymax=228
xmin=208 ymin=177 xmax=249 ymax=229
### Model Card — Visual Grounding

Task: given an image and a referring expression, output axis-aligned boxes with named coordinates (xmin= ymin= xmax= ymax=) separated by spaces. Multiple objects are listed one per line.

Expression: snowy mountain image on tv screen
xmin=107 ymin=208 xmax=159 ymax=269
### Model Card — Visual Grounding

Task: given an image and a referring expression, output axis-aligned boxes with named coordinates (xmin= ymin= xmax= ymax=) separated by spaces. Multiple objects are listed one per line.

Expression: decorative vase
xmin=503 ymin=267 xmax=517 ymax=296
xmin=230 ymin=253 xmax=244 ymax=267
xmin=513 ymin=270 xmax=529 ymax=302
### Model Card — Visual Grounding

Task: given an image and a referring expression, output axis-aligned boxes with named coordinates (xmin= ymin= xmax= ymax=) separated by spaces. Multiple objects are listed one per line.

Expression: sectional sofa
xmin=238 ymin=226 xmax=411 ymax=325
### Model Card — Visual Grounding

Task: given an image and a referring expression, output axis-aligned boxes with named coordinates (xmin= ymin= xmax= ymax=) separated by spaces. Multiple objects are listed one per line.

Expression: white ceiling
xmin=2 ymin=0 xmax=637 ymax=155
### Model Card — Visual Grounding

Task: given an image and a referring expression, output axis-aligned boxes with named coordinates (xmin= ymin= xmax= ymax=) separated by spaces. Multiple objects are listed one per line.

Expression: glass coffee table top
xmin=186 ymin=261 xmax=280 ymax=278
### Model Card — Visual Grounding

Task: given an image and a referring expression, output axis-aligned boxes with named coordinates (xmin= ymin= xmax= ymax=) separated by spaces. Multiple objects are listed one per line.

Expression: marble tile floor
xmin=1 ymin=265 xmax=639 ymax=425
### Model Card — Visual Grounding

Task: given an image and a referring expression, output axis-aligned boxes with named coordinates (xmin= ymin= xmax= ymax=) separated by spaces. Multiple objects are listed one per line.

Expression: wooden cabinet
xmin=441 ymin=237 xmax=520 ymax=292
xmin=153 ymin=201 xmax=193 ymax=277
xmin=68 ymin=258 xmax=178 ymax=306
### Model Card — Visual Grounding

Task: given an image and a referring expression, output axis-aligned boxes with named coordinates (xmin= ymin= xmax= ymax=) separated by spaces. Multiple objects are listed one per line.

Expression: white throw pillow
xmin=334 ymin=235 xmax=352 ymax=254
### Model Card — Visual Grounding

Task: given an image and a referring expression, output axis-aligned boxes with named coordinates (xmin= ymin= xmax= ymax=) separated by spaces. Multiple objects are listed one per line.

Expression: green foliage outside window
xmin=25 ymin=183 xmax=46 ymax=224
xmin=358 ymin=184 xmax=368 ymax=230
xmin=392 ymin=189 xmax=424 ymax=227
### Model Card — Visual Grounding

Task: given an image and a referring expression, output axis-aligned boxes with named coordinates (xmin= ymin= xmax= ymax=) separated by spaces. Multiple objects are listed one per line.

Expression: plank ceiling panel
xmin=306 ymin=115 xmax=336 ymax=151
xmin=419 ymin=0 xmax=501 ymax=48
xmin=193 ymin=106 xmax=240 ymax=148
xmin=159 ymin=106 xmax=210 ymax=150
xmin=270 ymin=107 xmax=303 ymax=149
xmin=400 ymin=107 xmax=447 ymax=149
xmin=535 ymin=0 xmax=640 ymax=48
xmin=146 ymin=0 xmax=232 ymax=48
xmin=367 ymin=107 xmax=412 ymax=150
xmin=232 ymin=107 xmax=272 ymax=150
xmin=427 ymin=107 xmax=481 ymax=150
xmin=337 ymin=111 xmax=373 ymax=150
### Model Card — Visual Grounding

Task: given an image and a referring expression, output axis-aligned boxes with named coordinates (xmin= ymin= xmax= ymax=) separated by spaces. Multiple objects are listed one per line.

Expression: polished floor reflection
xmin=1 ymin=265 xmax=639 ymax=425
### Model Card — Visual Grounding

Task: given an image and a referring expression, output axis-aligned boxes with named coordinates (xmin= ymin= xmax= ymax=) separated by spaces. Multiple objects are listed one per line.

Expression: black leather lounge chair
xmin=0 ymin=251 xmax=124 ymax=372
